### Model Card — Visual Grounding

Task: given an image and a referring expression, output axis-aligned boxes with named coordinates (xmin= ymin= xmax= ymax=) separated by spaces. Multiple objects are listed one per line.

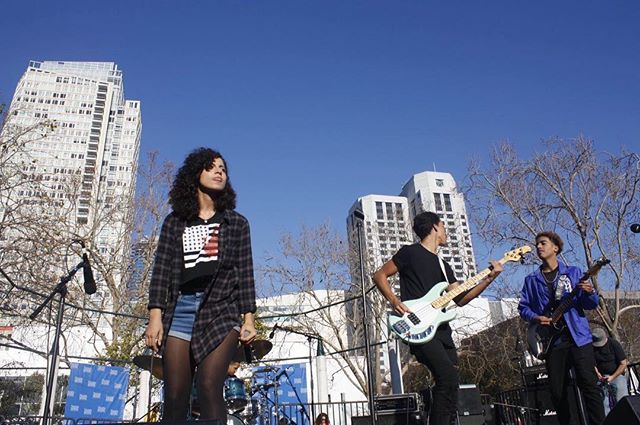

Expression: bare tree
xmin=261 ymin=222 xmax=393 ymax=396
xmin=465 ymin=137 xmax=640 ymax=339
xmin=0 ymin=103 xmax=174 ymax=366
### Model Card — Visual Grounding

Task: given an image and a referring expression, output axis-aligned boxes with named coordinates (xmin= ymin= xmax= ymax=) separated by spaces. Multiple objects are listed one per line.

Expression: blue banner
xmin=252 ymin=363 xmax=308 ymax=425
xmin=64 ymin=362 xmax=129 ymax=420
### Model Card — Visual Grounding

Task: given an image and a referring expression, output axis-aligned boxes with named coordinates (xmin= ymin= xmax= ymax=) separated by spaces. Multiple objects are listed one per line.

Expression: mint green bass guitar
xmin=387 ymin=246 xmax=531 ymax=344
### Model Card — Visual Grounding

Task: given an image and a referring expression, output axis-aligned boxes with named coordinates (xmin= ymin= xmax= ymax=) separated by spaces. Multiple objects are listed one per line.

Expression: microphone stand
xmin=281 ymin=369 xmax=311 ymax=424
xmin=273 ymin=325 xmax=322 ymax=423
xmin=30 ymin=258 xmax=87 ymax=425
xmin=353 ymin=210 xmax=377 ymax=425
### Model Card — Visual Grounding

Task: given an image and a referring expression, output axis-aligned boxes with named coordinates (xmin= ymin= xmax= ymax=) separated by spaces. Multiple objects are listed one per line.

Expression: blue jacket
xmin=518 ymin=261 xmax=599 ymax=347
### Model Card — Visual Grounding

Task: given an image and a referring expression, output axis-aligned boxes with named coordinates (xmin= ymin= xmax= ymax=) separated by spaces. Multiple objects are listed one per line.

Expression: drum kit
xmin=133 ymin=339 xmax=291 ymax=425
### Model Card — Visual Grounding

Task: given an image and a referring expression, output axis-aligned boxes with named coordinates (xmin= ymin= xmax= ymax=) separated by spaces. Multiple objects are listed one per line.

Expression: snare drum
xmin=224 ymin=377 xmax=249 ymax=410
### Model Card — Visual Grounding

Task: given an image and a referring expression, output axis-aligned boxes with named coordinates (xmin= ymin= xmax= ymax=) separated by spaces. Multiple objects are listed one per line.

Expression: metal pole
xmin=355 ymin=216 xmax=377 ymax=425
xmin=42 ymin=292 xmax=65 ymax=425
xmin=308 ymin=338 xmax=315 ymax=423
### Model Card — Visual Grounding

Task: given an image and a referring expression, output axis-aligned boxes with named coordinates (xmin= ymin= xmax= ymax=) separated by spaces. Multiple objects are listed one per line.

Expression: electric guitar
xmin=526 ymin=257 xmax=610 ymax=360
xmin=387 ymin=246 xmax=531 ymax=344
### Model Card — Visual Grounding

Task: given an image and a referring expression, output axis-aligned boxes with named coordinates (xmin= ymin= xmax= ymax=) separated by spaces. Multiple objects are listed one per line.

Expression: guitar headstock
xmin=585 ymin=256 xmax=611 ymax=277
xmin=502 ymin=246 xmax=532 ymax=263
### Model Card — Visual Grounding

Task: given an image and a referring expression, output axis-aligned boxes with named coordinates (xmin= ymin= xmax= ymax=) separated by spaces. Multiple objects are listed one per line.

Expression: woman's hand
xmin=145 ymin=308 xmax=163 ymax=352
xmin=239 ymin=312 xmax=257 ymax=344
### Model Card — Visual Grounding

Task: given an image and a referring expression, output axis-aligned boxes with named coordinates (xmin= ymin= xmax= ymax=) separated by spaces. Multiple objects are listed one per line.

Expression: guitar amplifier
xmin=374 ymin=393 xmax=421 ymax=413
xmin=523 ymin=364 xmax=549 ymax=388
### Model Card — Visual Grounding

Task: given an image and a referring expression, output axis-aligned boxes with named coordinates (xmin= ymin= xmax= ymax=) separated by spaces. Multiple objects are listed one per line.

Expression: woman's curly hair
xmin=169 ymin=147 xmax=237 ymax=220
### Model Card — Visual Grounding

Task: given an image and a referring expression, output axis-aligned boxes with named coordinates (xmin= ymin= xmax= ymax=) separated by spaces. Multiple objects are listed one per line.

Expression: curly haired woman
xmin=144 ymin=147 xmax=257 ymax=422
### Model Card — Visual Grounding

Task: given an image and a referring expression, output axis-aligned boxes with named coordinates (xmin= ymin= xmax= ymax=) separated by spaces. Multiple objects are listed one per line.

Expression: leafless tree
xmin=0 ymin=103 xmax=174 ymax=366
xmin=261 ymin=222 xmax=393 ymax=396
xmin=465 ymin=137 xmax=640 ymax=339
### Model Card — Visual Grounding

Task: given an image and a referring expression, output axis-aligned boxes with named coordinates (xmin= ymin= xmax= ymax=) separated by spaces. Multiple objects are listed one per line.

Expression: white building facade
xmin=400 ymin=171 xmax=476 ymax=281
xmin=2 ymin=60 xmax=141 ymax=248
xmin=0 ymin=61 xmax=142 ymax=415
xmin=257 ymin=291 xmax=368 ymax=402
xmin=345 ymin=195 xmax=413 ymax=388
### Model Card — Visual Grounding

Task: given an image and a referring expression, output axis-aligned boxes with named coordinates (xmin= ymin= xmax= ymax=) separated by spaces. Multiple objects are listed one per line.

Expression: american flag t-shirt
xmin=183 ymin=221 xmax=220 ymax=269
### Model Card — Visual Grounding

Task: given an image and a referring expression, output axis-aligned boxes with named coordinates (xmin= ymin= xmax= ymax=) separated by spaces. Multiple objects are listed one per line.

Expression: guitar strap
xmin=437 ymin=256 xmax=451 ymax=283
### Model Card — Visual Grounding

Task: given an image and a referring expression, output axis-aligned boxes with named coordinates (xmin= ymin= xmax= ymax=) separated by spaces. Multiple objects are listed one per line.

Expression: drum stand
xmin=251 ymin=367 xmax=298 ymax=425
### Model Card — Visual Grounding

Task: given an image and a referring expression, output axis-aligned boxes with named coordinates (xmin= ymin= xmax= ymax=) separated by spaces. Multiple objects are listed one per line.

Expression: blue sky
xmin=1 ymin=1 xmax=639 ymax=266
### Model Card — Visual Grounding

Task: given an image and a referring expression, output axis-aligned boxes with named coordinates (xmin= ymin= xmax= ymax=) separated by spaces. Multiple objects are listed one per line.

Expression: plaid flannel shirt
xmin=147 ymin=209 xmax=256 ymax=364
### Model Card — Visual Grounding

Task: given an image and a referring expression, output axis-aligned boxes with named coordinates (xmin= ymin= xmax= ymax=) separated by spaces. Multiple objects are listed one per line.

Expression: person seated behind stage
xmin=227 ymin=360 xmax=241 ymax=377
xmin=314 ymin=413 xmax=330 ymax=425
xmin=592 ymin=327 xmax=628 ymax=415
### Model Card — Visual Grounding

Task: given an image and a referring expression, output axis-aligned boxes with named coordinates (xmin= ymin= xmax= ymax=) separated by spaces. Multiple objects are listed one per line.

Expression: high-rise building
xmin=1 ymin=60 xmax=141 ymax=263
xmin=347 ymin=195 xmax=413 ymax=277
xmin=346 ymin=195 xmax=413 ymax=393
xmin=400 ymin=171 xmax=477 ymax=280
xmin=4 ymin=61 xmax=141 ymax=223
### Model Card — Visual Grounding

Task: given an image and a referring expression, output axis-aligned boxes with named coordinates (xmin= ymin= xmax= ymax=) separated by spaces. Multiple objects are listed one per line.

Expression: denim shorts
xmin=168 ymin=292 xmax=204 ymax=341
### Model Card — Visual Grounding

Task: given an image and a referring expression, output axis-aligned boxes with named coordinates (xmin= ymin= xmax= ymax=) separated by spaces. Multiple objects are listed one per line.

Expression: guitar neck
xmin=549 ymin=269 xmax=593 ymax=323
xmin=431 ymin=259 xmax=505 ymax=309
xmin=550 ymin=288 xmax=578 ymax=323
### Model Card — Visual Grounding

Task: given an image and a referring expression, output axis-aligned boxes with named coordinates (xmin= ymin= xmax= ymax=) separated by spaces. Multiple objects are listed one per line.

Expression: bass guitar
xmin=526 ymin=257 xmax=610 ymax=360
xmin=388 ymin=246 xmax=531 ymax=344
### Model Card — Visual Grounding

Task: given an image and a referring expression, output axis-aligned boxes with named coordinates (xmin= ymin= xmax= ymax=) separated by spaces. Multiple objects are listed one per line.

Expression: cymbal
xmin=133 ymin=355 xmax=164 ymax=380
xmin=234 ymin=340 xmax=273 ymax=363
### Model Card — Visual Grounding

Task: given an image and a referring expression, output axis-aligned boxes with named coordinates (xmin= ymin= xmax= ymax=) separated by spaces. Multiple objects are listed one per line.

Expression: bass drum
xmin=227 ymin=413 xmax=245 ymax=425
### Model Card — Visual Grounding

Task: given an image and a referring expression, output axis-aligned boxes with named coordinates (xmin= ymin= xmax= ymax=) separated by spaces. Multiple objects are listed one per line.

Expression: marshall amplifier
xmin=523 ymin=364 xmax=549 ymax=388
xmin=374 ymin=393 xmax=421 ymax=414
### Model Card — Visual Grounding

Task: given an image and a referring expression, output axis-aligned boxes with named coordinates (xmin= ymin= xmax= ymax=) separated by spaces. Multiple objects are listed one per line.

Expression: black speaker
xmin=523 ymin=380 xmax=584 ymax=425
xmin=457 ymin=414 xmax=485 ymax=425
xmin=352 ymin=412 xmax=427 ymax=425
xmin=458 ymin=385 xmax=483 ymax=416
xmin=603 ymin=395 xmax=640 ymax=425
xmin=525 ymin=384 xmax=559 ymax=425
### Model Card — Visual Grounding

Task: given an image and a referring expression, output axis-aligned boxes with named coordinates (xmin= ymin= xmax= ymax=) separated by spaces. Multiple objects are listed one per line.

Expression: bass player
xmin=373 ymin=211 xmax=502 ymax=425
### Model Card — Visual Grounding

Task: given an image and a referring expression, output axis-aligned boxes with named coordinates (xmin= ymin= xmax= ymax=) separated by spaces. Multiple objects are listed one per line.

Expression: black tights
xmin=162 ymin=329 xmax=239 ymax=421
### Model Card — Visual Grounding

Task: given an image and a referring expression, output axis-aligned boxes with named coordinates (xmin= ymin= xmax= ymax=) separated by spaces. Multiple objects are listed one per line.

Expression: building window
xmin=434 ymin=193 xmax=443 ymax=211
xmin=376 ymin=202 xmax=384 ymax=220
xmin=443 ymin=194 xmax=452 ymax=212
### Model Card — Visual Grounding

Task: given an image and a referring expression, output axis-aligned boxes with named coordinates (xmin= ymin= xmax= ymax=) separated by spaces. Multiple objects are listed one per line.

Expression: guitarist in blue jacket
xmin=518 ymin=231 xmax=604 ymax=425
xmin=373 ymin=212 xmax=502 ymax=425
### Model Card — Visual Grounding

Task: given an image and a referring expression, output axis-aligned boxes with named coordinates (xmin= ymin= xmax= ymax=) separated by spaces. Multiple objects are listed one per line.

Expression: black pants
xmin=546 ymin=343 xmax=605 ymax=425
xmin=411 ymin=338 xmax=459 ymax=425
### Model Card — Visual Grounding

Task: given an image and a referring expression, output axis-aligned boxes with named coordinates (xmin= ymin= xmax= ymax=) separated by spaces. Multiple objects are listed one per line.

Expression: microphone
xmin=269 ymin=323 xmax=279 ymax=339
xmin=80 ymin=241 xmax=97 ymax=295
xmin=631 ymin=224 xmax=640 ymax=234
